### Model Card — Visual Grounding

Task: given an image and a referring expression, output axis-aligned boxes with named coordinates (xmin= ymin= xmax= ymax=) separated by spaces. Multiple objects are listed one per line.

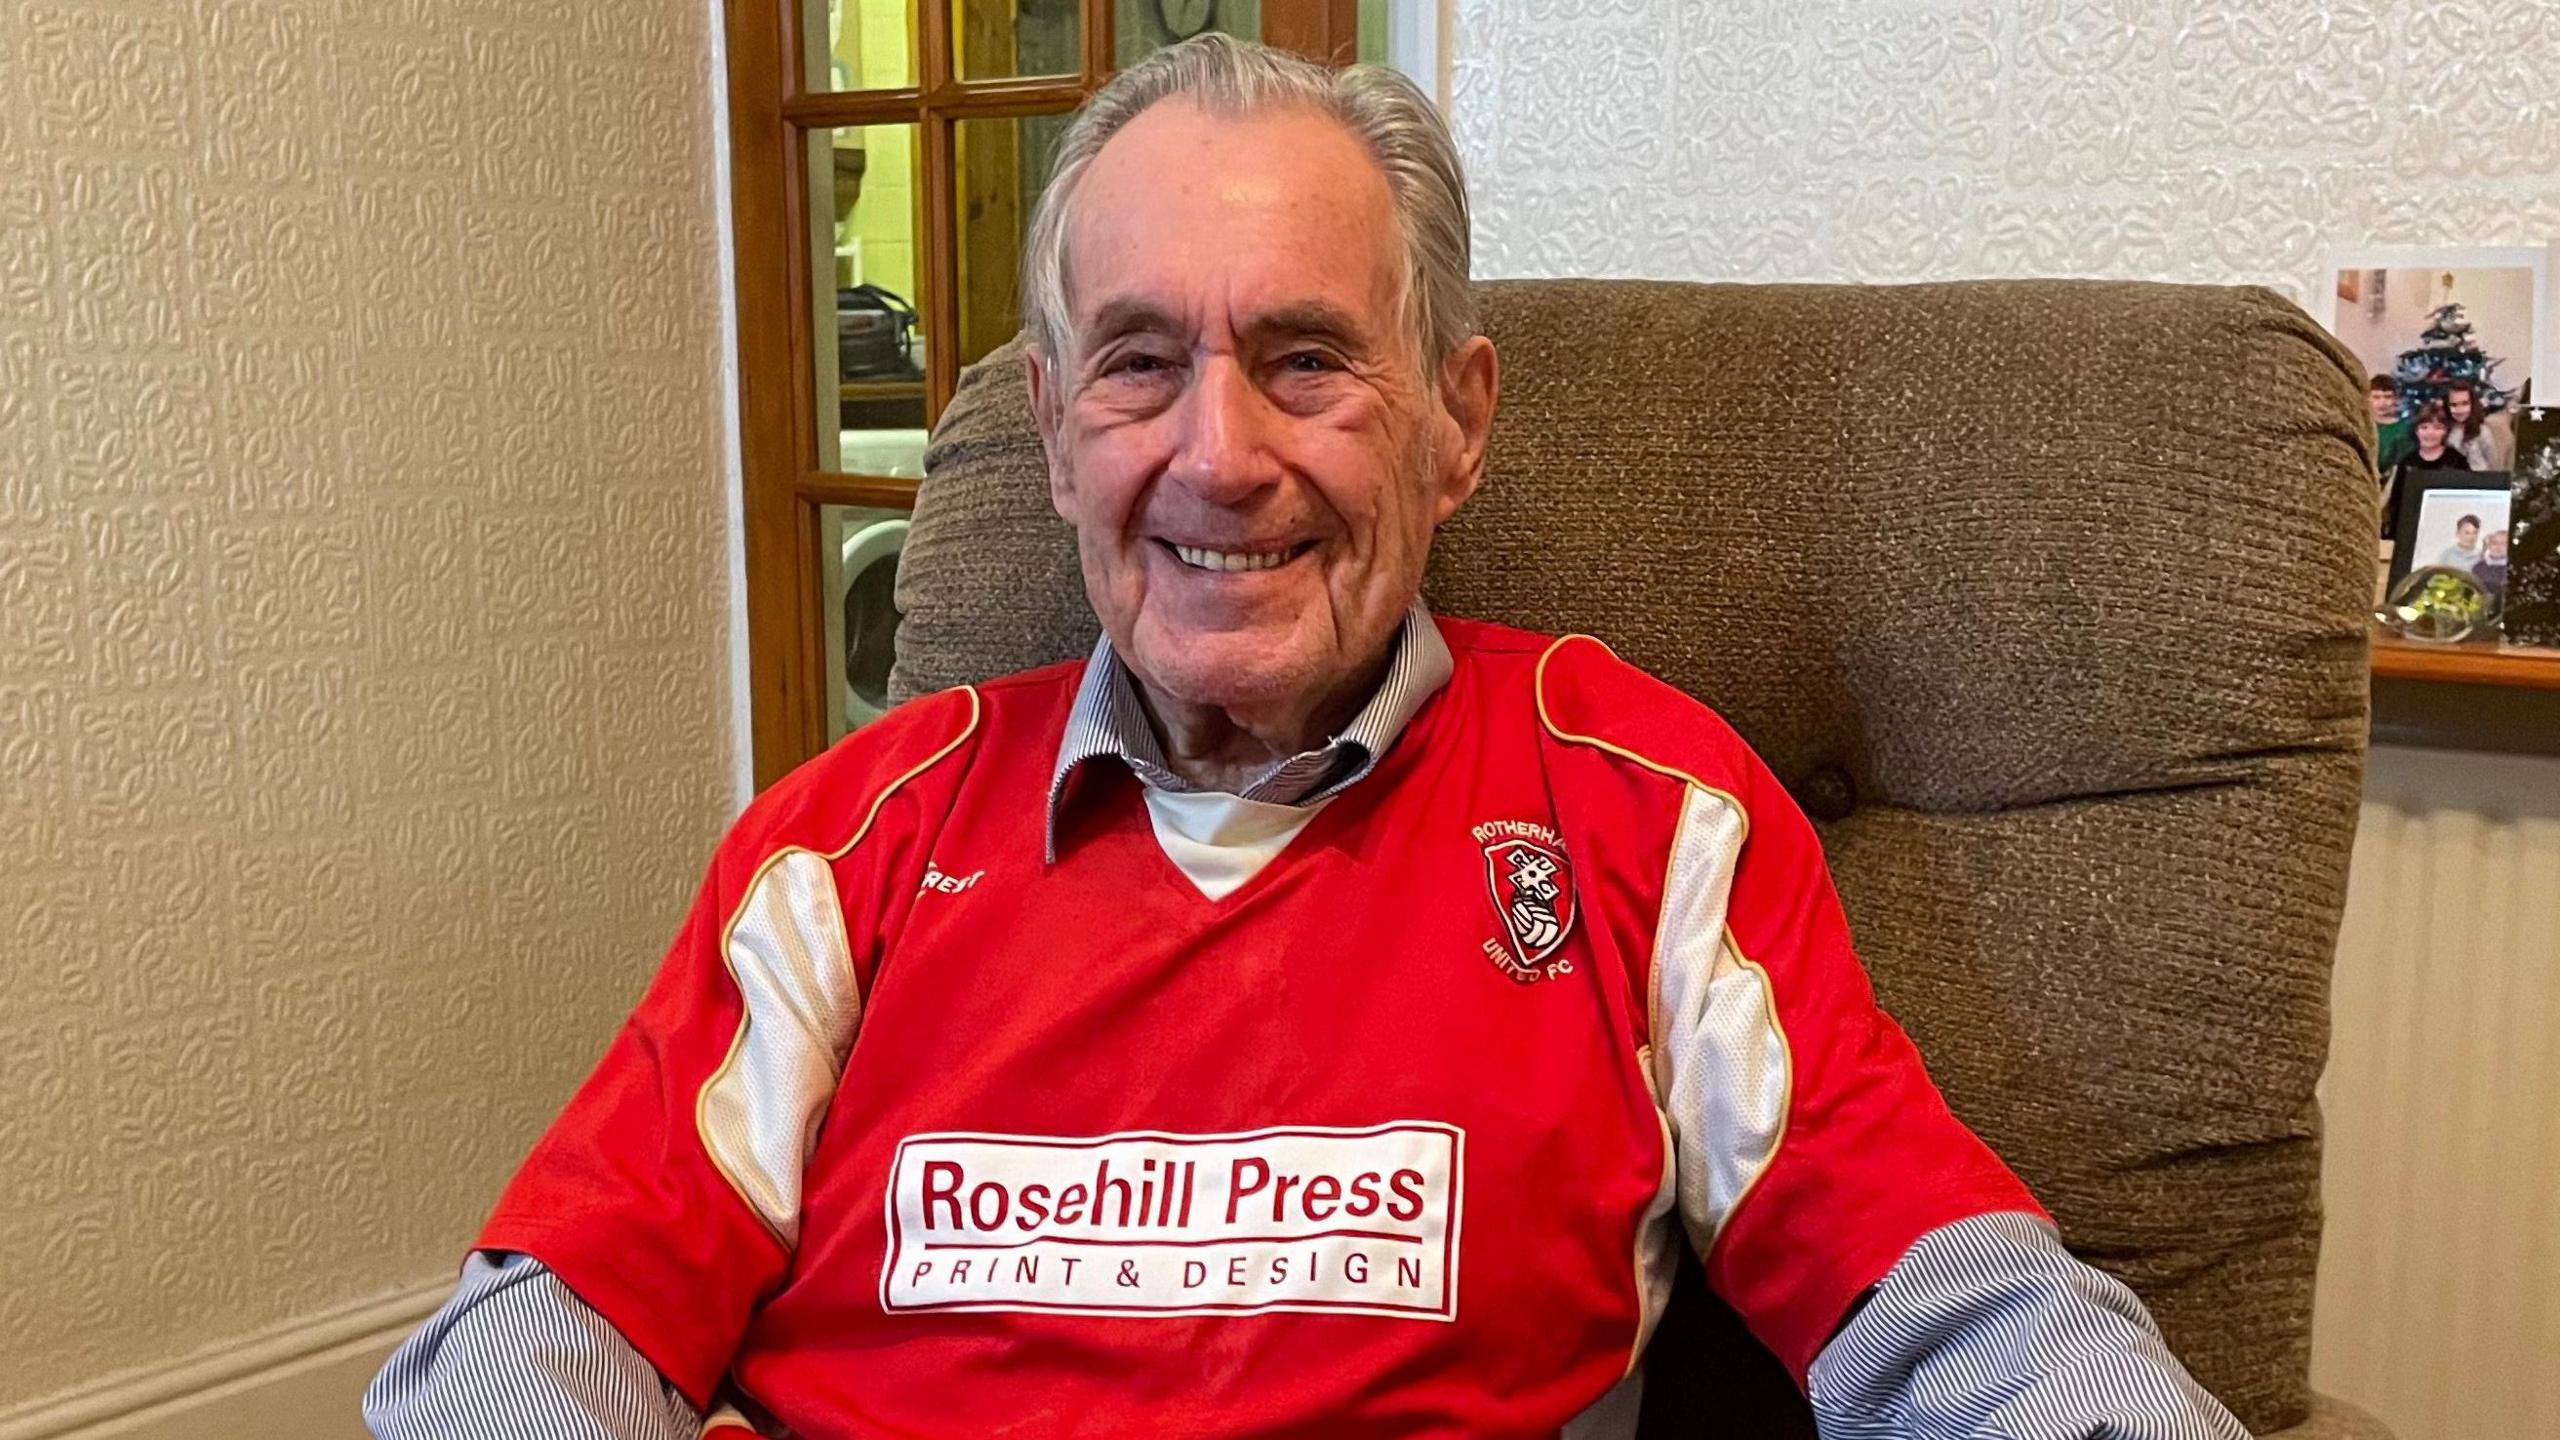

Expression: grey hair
xmin=1021 ymin=34 xmax=1474 ymax=372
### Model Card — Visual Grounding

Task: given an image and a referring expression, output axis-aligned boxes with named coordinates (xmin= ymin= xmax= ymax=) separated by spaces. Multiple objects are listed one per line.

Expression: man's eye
xmin=1106 ymin=352 xmax=1172 ymax=377
xmin=1281 ymin=350 xmax=1338 ymax=373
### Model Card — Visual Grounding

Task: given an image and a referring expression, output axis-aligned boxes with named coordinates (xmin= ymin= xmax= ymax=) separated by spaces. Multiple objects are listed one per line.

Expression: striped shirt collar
xmin=1045 ymin=603 xmax=1453 ymax=862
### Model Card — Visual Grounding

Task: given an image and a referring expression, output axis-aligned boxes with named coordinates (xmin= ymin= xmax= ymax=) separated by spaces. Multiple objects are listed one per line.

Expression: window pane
xmin=1115 ymin=3 xmax=1386 ymax=67
xmin=954 ymin=113 xmax=1068 ymax=369
xmin=808 ymin=126 xmax=928 ymax=477
xmin=805 ymin=0 xmax=916 ymax=92
xmin=1116 ymin=1 xmax=1257 ymax=67
xmin=954 ymin=0 xmax=1081 ymax=81
xmin=820 ymin=504 xmax=912 ymax=739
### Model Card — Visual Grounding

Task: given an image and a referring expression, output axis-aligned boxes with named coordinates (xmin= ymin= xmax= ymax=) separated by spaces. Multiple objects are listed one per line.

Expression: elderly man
xmin=370 ymin=36 xmax=2247 ymax=1440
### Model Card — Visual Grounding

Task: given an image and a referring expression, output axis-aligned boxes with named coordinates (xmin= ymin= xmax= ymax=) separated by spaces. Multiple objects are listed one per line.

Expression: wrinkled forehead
xmin=1061 ymin=99 xmax=1406 ymax=350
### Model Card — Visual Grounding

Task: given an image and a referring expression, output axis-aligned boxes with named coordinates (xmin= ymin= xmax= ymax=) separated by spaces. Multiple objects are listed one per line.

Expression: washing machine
xmin=838 ymin=515 xmax=908 ymax=732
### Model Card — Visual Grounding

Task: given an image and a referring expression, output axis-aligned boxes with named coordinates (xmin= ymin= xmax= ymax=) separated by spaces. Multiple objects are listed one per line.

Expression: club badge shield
xmin=1476 ymin=823 xmax=1577 ymax=983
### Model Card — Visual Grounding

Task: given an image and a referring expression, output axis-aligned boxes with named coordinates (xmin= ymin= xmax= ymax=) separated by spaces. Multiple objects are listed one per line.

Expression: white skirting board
xmin=0 ymin=1281 xmax=445 ymax=1440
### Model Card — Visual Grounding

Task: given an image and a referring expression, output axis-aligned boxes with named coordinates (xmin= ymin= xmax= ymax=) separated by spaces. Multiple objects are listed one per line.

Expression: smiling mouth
xmin=1159 ymin=540 xmax=1314 ymax=573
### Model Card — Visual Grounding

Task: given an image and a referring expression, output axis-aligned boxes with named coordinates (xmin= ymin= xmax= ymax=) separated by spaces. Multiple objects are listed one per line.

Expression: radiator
xmin=2311 ymin=747 xmax=2560 ymax=1439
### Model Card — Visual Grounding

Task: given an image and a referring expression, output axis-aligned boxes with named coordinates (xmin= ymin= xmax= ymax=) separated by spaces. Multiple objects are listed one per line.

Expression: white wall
xmin=1443 ymin=4 xmax=2560 ymax=1437
xmin=1449 ymin=0 xmax=2560 ymax=298
xmin=0 ymin=0 xmax=736 ymax=1431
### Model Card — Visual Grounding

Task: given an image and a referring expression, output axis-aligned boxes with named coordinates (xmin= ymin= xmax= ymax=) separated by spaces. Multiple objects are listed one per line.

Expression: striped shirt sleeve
xmin=1808 ymin=1212 xmax=2249 ymax=1439
xmin=363 ymin=1252 xmax=704 ymax=1440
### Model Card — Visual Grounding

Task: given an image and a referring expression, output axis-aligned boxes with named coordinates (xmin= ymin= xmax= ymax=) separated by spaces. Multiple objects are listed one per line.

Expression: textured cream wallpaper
xmin=0 ymin=0 xmax=734 ymax=1408
xmin=1444 ymin=4 xmax=2557 ymax=1436
xmin=1449 ymin=0 xmax=2560 ymax=298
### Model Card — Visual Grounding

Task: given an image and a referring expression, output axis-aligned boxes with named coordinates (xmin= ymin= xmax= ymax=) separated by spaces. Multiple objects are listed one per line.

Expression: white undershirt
xmin=1141 ymin=788 xmax=1332 ymax=901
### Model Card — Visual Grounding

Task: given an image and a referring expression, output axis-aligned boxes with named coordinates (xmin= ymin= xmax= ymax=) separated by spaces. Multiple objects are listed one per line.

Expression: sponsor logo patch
xmin=881 ymin=1123 xmax=1463 ymax=1320
xmin=1472 ymin=820 xmax=1577 ymax=983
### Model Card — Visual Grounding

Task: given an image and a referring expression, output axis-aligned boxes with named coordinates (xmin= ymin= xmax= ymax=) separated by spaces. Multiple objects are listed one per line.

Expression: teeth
xmin=1174 ymin=544 xmax=1292 ymax=572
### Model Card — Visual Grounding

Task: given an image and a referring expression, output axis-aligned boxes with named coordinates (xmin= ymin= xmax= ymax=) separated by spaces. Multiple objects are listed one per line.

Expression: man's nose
xmin=1166 ymin=356 xmax=1283 ymax=501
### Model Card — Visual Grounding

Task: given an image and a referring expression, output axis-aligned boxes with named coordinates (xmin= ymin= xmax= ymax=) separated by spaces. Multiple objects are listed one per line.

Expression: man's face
xmin=2487 ymin=530 xmax=2509 ymax=560
xmin=2457 ymin=519 xmax=2479 ymax=546
xmin=1028 ymin=100 xmax=1493 ymax=719
xmin=2369 ymin=387 xmax=2397 ymax=423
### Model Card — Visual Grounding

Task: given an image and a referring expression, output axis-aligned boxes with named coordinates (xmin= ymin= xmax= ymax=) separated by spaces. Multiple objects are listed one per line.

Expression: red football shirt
xmin=481 ymin=617 xmax=2039 ymax=1438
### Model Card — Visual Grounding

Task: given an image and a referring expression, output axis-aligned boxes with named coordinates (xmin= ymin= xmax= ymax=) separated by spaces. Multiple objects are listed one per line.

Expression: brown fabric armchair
xmin=888 ymin=279 xmax=2387 ymax=1438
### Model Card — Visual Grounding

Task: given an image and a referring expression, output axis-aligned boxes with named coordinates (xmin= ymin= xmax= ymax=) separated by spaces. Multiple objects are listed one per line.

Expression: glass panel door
xmin=820 ymin=503 xmax=912 ymax=738
xmin=954 ymin=113 xmax=1070 ymax=369
xmin=953 ymin=0 xmax=1081 ymax=80
xmin=807 ymin=125 xmax=930 ymax=478
xmin=1116 ymin=0 xmax=1259 ymax=67
xmin=804 ymin=0 xmax=918 ymax=91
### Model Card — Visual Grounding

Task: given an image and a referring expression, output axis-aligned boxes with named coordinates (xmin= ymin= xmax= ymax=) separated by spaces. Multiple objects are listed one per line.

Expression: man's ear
xmin=1430 ymin=335 xmax=1500 ymax=524
xmin=1026 ymin=345 xmax=1074 ymax=523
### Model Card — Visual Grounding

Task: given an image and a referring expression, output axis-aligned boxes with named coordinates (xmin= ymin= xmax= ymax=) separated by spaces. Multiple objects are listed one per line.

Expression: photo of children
xmin=2408 ymin=486 xmax=2512 ymax=602
xmin=2327 ymin=248 xmax=2550 ymax=542
xmin=2329 ymin=256 xmax=2542 ymax=473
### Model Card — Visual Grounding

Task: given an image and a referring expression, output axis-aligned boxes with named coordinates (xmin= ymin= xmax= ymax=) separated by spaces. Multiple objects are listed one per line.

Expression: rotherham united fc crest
xmin=1471 ymin=820 xmax=1577 ymax=983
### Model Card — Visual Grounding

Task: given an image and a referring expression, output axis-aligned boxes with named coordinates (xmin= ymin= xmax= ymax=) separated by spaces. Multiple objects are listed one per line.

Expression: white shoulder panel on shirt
xmin=697 ymin=847 xmax=861 ymax=1246
xmin=1648 ymin=785 xmax=1785 ymax=1257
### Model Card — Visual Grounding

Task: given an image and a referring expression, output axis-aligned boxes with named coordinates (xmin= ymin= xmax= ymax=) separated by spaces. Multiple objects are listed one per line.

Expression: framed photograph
xmin=2388 ymin=470 xmax=2511 ymax=604
xmin=2510 ymin=407 xmax=2560 ymax=645
xmin=2323 ymin=245 xmax=2555 ymax=475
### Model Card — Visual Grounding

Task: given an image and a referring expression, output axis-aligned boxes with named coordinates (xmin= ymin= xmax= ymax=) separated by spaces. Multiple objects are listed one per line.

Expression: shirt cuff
xmin=1807 ymin=1211 xmax=2249 ymax=1440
